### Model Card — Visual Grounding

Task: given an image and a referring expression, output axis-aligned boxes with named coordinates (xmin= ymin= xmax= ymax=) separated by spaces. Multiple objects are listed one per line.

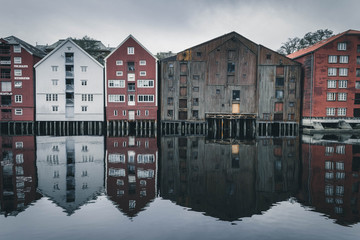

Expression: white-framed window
xmin=116 ymin=60 xmax=123 ymax=65
xmin=325 ymin=160 xmax=334 ymax=169
xmin=327 ymin=92 xmax=336 ymax=101
xmin=338 ymin=80 xmax=347 ymax=88
xmin=339 ymin=68 xmax=348 ymax=76
xmin=82 ymin=94 xmax=93 ymax=101
xmin=139 ymin=60 xmax=146 ymax=65
xmin=15 ymin=141 xmax=23 ymax=148
xmin=108 ymin=80 xmax=125 ymax=88
xmin=137 ymin=110 xmax=141 ymax=116
xmin=338 ymin=42 xmax=347 ymax=51
xmin=116 ymin=71 xmax=123 ymax=76
xmin=13 ymin=45 xmax=21 ymax=53
xmin=137 ymin=80 xmax=154 ymax=88
xmin=114 ymin=110 xmax=118 ymax=116
xmin=108 ymin=94 xmax=125 ymax=102
xmin=326 ymin=108 xmax=336 ymax=116
xmin=138 ymin=95 xmax=154 ymax=102
xmin=338 ymin=108 xmax=346 ymax=116
xmin=327 ymin=80 xmax=336 ymax=88
xmin=15 ymin=108 xmax=23 ymax=115
xmin=123 ymin=110 xmax=126 ymax=116
xmin=15 ymin=95 xmax=22 ymax=103
xmin=336 ymin=145 xmax=345 ymax=154
xmin=52 ymin=79 xmax=58 ymax=86
xmin=127 ymin=47 xmax=134 ymax=55
xmin=81 ymin=106 xmax=88 ymax=112
xmin=51 ymin=66 xmax=58 ymax=72
xmin=145 ymin=110 xmax=149 ymax=116
xmin=140 ymin=71 xmax=146 ymax=76
xmin=128 ymin=73 xmax=135 ymax=81
xmin=1 ymin=82 xmax=11 ymax=91
xmin=52 ymin=106 xmax=59 ymax=112
xmin=81 ymin=66 xmax=87 ymax=72
xmin=328 ymin=68 xmax=337 ymax=76
xmin=14 ymin=57 xmax=22 ymax=64
xmin=14 ymin=69 xmax=22 ymax=76
xmin=338 ymin=93 xmax=347 ymax=101
xmin=339 ymin=56 xmax=349 ymax=63
xmin=137 ymin=154 xmax=155 ymax=163
xmin=14 ymin=81 xmax=22 ymax=88
xmin=108 ymin=154 xmax=125 ymax=163
xmin=81 ymin=80 xmax=87 ymax=86
xmin=328 ymin=55 xmax=337 ymax=63
xmin=16 ymin=154 xmax=24 ymax=164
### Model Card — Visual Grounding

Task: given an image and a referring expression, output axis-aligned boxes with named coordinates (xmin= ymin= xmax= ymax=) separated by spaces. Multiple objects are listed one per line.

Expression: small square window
xmin=14 ymin=57 xmax=22 ymax=64
xmin=14 ymin=69 xmax=22 ymax=76
xmin=139 ymin=60 xmax=146 ymax=65
xmin=52 ymin=79 xmax=58 ymax=86
xmin=15 ymin=109 xmax=23 ymax=115
xmin=14 ymin=81 xmax=22 ymax=88
xmin=193 ymin=87 xmax=199 ymax=92
xmin=127 ymin=47 xmax=134 ymax=55
xmin=116 ymin=60 xmax=123 ymax=65
xmin=13 ymin=45 xmax=21 ymax=53
xmin=328 ymin=55 xmax=337 ymax=63
xmin=51 ymin=66 xmax=58 ymax=72
xmin=140 ymin=71 xmax=146 ymax=76
xmin=81 ymin=106 xmax=88 ymax=112
xmin=338 ymin=43 xmax=347 ymax=51
xmin=52 ymin=106 xmax=59 ymax=112
xmin=15 ymin=95 xmax=22 ymax=103
xmin=116 ymin=71 xmax=123 ymax=76
xmin=15 ymin=141 xmax=23 ymax=148
xmin=81 ymin=66 xmax=87 ymax=72
xmin=81 ymin=80 xmax=87 ymax=86
xmin=275 ymin=90 xmax=284 ymax=99
xmin=216 ymin=89 xmax=220 ymax=94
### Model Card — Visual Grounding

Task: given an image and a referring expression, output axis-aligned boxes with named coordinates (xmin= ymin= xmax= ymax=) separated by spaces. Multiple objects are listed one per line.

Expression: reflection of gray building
xmin=36 ymin=136 xmax=104 ymax=215
xmin=160 ymin=136 xmax=299 ymax=221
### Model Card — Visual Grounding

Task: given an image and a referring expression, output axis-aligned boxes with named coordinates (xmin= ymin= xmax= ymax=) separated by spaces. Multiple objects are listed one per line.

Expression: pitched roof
xmin=287 ymin=29 xmax=360 ymax=59
xmin=3 ymin=36 xmax=46 ymax=58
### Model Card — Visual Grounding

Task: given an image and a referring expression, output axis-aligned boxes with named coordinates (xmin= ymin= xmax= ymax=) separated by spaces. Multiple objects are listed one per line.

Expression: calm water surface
xmin=1 ymin=134 xmax=360 ymax=240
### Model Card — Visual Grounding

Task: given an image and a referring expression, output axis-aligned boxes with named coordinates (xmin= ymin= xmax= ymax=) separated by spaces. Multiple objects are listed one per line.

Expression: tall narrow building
xmin=105 ymin=35 xmax=158 ymax=130
xmin=0 ymin=36 xmax=45 ymax=123
xmin=34 ymin=38 xmax=104 ymax=129
xmin=288 ymin=29 xmax=360 ymax=130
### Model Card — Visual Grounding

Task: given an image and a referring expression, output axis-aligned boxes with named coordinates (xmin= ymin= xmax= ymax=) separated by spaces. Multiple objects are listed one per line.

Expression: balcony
xmin=66 ymin=98 xmax=74 ymax=106
xmin=66 ymin=84 xmax=74 ymax=92
xmin=65 ymin=57 xmax=74 ymax=64
xmin=66 ymin=71 xmax=74 ymax=78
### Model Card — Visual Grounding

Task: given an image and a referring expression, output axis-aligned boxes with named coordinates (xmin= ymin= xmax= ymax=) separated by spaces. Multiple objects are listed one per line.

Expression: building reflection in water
xmin=298 ymin=135 xmax=360 ymax=226
xmin=106 ymin=136 xmax=157 ymax=218
xmin=36 ymin=136 xmax=104 ymax=215
xmin=160 ymin=136 xmax=300 ymax=221
xmin=0 ymin=135 xmax=41 ymax=217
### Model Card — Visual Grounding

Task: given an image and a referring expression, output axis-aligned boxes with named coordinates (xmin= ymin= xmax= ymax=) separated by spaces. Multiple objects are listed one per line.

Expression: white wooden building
xmin=35 ymin=38 xmax=104 ymax=122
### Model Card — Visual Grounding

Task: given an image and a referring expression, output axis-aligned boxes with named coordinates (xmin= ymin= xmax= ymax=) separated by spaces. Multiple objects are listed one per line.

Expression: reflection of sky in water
xmin=1 ymin=197 xmax=360 ymax=240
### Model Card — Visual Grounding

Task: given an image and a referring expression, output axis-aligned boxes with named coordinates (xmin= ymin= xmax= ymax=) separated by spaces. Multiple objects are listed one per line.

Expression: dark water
xmin=1 ymin=134 xmax=360 ymax=240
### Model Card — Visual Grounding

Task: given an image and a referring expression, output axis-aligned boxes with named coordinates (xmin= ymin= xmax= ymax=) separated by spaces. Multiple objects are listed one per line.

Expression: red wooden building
xmin=105 ymin=35 xmax=158 ymax=129
xmin=0 ymin=36 xmax=45 ymax=123
xmin=288 ymin=30 xmax=360 ymax=130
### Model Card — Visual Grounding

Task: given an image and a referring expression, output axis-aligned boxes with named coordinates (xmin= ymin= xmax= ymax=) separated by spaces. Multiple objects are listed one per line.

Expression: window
xmin=338 ymin=42 xmax=347 ymax=51
xmin=216 ymin=89 xmax=220 ymax=94
xmin=227 ymin=62 xmax=235 ymax=73
xmin=328 ymin=68 xmax=337 ymax=76
xmin=116 ymin=71 xmax=123 ymax=76
xmin=14 ymin=81 xmax=22 ymax=88
xmin=328 ymin=80 xmax=336 ymax=88
xmin=232 ymin=90 xmax=240 ymax=100
xmin=355 ymin=93 xmax=360 ymax=104
xmin=140 ymin=71 xmax=146 ymax=76
xmin=325 ymin=160 xmax=334 ymax=169
xmin=137 ymin=110 xmax=141 ymax=116
xmin=276 ymin=78 xmax=284 ymax=86
xmin=15 ymin=108 xmax=22 ymax=115
xmin=327 ymin=92 xmax=336 ymax=101
xmin=276 ymin=90 xmax=284 ymax=99
xmin=339 ymin=56 xmax=348 ymax=63
xmin=1 ymin=82 xmax=11 ymax=91
xmin=328 ymin=55 xmax=337 ymax=63
xmin=356 ymin=81 xmax=360 ymax=89
xmin=289 ymin=102 xmax=295 ymax=107
xmin=193 ymin=98 xmax=199 ymax=106
xmin=127 ymin=61 xmax=135 ymax=71
xmin=338 ymin=93 xmax=347 ymax=101
xmin=193 ymin=110 xmax=199 ymax=118
xmin=108 ymin=94 xmax=125 ymax=102
xmin=52 ymin=106 xmax=58 ymax=112
xmin=167 ymin=97 xmax=173 ymax=105
xmin=128 ymin=73 xmax=135 ymax=81
xmin=193 ymin=87 xmax=199 ymax=92
xmin=14 ymin=69 xmax=22 ymax=76
xmin=128 ymin=83 xmax=135 ymax=91
xmin=336 ymin=145 xmax=345 ymax=154
xmin=145 ymin=110 xmax=149 ymax=116
xmin=357 ymin=69 xmax=360 ymax=77
xmin=357 ymin=56 xmax=360 ymax=65
xmin=81 ymin=106 xmax=88 ymax=112
xmin=137 ymin=80 xmax=154 ymax=87
xmin=127 ymin=47 xmax=134 ymax=55
xmin=339 ymin=68 xmax=348 ymax=76
xmin=82 ymin=94 xmax=93 ymax=101
xmin=81 ymin=80 xmax=87 ymax=86
xmin=51 ymin=66 xmax=58 ymax=72
xmin=139 ymin=60 xmax=146 ymax=65
xmin=338 ymin=108 xmax=346 ymax=116
xmin=108 ymin=80 xmax=125 ymax=88
xmin=52 ymin=79 xmax=58 ymax=86
xmin=338 ymin=80 xmax=347 ymax=88
xmin=358 ymin=45 xmax=360 ymax=53
xmin=275 ymin=102 xmax=284 ymax=112
xmin=167 ymin=110 xmax=173 ymax=117
xmin=114 ymin=110 xmax=118 ymax=116
xmin=116 ymin=60 xmax=123 ymax=65
xmin=13 ymin=45 xmax=21 ymax=53
xmin=138 ymin=95 xmax=154 ymax=102
xmin=14 ymin=57 xmax=22 ymax=64
xmin=326 ymin=108 xmax=336 ymax=116
xmin=15 ymin=95 xmax=22 ymax=103
xmin=81 ymin=66 xmax=87 ymax=72
xmin=15 ymin=141 xmax=23 ymax=148
xmin=52 ymin=94 xmax=58 ymax=101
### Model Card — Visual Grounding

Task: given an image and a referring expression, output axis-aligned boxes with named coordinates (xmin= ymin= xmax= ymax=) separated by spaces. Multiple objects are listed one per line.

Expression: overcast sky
xmin=1 ymin=0 xmax=359 ymax=54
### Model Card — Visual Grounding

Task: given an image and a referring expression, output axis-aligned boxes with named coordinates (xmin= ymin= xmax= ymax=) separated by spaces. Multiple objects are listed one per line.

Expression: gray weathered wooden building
xmin=160 ymin=32 xmax=301 ymax=136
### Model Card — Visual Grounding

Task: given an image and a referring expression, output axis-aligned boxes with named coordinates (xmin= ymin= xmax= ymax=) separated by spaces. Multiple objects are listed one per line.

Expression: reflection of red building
xmin=299 ymin=142 xmax=360 ymax=225
xmin=106 ymin=136 xmax=157 ymax=217
xmin=0 ymin=135 xmax=40 ymax=216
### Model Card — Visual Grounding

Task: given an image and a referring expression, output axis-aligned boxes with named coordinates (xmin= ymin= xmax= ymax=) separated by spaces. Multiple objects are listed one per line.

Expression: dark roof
xmin=4 ymin=36 xmax=46 ymax=58
xmin=287 ymin=29 xmax=360 ymax=59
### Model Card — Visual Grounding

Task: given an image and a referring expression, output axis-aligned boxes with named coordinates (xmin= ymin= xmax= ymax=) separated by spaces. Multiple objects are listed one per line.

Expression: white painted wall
xmin=35 ymin=40 xmax=104 ymax=121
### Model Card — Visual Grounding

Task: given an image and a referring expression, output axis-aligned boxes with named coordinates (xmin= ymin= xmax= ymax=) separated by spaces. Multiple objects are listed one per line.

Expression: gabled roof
xmin=3 ymin=36 xmax=46 ymax=58
xmin=105 ymin=34 xmax=157 ymax=61
xmin=34 ymin=38 xmax=104 ymax=68
xmin=287 ymin=29 xmax=360 ymax=59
